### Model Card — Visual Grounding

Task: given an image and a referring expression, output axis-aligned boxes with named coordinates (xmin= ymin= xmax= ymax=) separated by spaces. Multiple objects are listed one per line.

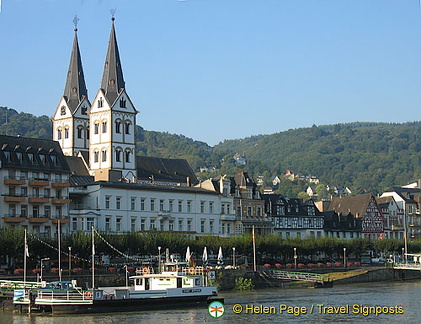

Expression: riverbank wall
xmin=214 ymin=267 xmax=421 ymax=290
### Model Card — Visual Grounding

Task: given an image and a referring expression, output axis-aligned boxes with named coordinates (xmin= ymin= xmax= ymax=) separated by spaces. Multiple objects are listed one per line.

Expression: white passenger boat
xmin=14 ymin=263 xmax=219 ymax=314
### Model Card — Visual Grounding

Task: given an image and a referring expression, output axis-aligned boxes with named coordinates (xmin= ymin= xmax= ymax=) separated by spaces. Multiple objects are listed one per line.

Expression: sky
xmin=1 ymin=0 xmax=421 ymax=146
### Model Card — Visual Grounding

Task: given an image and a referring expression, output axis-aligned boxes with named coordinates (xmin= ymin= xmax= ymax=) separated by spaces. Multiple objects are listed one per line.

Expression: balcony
xmin=2 ymin=194 xmax=26 ymax=202
xmin=51 ymin=181 xmax=70 ymax=188
xmin=4 ymin=176 xmax=26 ymax=185
xmin=28 ymin=178 xmax=49 ymax=186
xmin=28 ymin=195 xmax=50 ymax=203
xmin=28 ymin=215 xmax=49 ymax=223
xmin=50 ymin=215 xmax=70 ymax=224
xmin=52 ymin=197 xmax=71 ymax=204
xmin=3 ymin=214 xmax=26 ymax=223
xmin=220 ymin=213 xmax=236 ymax=221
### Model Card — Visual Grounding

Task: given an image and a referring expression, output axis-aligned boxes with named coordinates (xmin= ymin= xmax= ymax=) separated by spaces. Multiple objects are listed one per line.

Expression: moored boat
xmin=14 ymin=263 xmax=219 ymax=314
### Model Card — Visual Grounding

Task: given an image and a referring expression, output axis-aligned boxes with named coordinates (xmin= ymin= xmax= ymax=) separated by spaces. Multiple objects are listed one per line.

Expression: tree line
xmin=2 ymin=228 xmax=420 ymax=270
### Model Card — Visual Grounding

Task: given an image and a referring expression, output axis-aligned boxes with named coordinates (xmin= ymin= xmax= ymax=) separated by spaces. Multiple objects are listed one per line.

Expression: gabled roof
xmin=375 ymin=196 xmax=395 ymax=209
xmin=63 ymin=28 xmax=88 ymax=113
xmin=0 ymin=135 xmax=70 ymax=173
xmin=136 ymin=156 xmax=198 ymax=185
xmin=100 ymin=17 xmax=125 ymax=106
xmin=65 ymin=156 xmax=90 ymax=176
xmin=328 ymin=193 xmax=375 ymax=218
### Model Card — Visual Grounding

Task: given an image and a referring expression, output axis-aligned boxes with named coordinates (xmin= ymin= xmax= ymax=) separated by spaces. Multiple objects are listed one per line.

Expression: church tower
xmin=89 ymin=17 xmax=138 ymax=181
xmin=52 ymin=22 xmax=90 ymax=156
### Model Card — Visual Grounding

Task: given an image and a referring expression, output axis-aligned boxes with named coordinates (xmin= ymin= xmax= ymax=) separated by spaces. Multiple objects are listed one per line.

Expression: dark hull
xmin=42 ymin=295 xmax=215 ymax=314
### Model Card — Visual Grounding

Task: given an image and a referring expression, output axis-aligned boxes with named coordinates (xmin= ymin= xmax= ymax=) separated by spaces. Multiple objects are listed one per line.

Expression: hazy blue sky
xmin=1 ymin=0 xmax=421 ymax=146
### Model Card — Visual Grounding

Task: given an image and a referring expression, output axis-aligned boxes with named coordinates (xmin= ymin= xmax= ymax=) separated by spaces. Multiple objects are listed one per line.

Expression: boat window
xmin=195 ymin=278 xmax=201 ymax=286
xmin=136 ymin=279 xmax=143 ymax=285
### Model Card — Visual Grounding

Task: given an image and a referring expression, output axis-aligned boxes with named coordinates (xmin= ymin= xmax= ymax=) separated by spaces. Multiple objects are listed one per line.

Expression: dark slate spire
xmin=101 ymin=17 xmax=125 ymax=105
xmin=63 ymin=26 xmax=88 ymax=113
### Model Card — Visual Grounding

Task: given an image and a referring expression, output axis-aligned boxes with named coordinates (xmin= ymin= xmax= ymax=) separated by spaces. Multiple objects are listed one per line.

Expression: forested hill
xmin=2 ymin=106 xmax=421 ymax=194
xmin=213 ymin=122 xmax=421 ymax=194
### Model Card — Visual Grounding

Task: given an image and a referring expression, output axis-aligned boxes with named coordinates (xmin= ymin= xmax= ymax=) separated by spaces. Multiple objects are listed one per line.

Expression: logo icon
xmin=208 ymin=300 xmax=225 ymax=318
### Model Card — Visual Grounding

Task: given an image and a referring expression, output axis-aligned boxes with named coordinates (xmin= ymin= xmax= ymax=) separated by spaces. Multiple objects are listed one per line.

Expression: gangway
xmin=268 ymin=270 xmax=327 ymax=284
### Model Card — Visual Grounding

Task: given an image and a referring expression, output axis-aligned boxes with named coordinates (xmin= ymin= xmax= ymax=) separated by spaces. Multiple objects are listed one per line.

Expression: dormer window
xmin=60 ymin=106 xmax=66 ymax=115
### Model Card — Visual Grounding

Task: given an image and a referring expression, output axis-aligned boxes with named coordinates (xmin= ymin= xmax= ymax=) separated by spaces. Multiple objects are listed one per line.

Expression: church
xmin=51 ymin=17 xmax=239 ymax=236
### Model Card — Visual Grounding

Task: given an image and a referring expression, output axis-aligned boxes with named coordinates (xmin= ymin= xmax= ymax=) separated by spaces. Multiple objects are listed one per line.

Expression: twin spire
xmin=63 ymin=17 xmax=125 ymax=109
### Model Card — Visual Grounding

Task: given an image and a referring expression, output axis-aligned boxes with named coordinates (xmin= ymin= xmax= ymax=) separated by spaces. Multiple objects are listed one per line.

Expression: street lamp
xmin=232 ymin=247 xmax=236 ymax=268
xmin=294 ymin=247 xmax=297 ymax=269
xmin=158 ymin=246 xmax=162 ymax=273
xmin=40 ymin=257 xmax=50 ymax=282
xmin=343 ymin=247 xmax=347 ymax=269
xmin=68 ymin=247 xmax=72 ymax=278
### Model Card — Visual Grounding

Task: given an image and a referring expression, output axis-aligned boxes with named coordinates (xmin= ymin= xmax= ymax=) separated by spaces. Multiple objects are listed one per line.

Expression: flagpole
xmin=58 ymin=219 xmax=61 ymax=281
xmin=24 ymin=229 xmax=27 ymax=284
xmin=92 ymin=226 xmax=95 ymax=290
xmin=252 ymin=225 xmax=256 ymax=272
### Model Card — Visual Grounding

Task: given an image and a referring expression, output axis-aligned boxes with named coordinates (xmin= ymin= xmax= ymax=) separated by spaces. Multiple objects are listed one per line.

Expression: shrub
xmin=334 ymin=262 xmax=342 ymax=267
xmin=14 ymin=268 xmax=24 ymax=275
xmin=286 ymin=263 xmax=293 ymax=268
xmin=297 ymin=263 xmax=305 ymax=269
xmin=354 ymin=262 xmax=361 ymax=267
xmin=72 ymin=268 xmax=83 ymax=274
xmin=326 ymin=262 xmax=332 ymax=267
xmin=32 ymin=268 xmax=41 ymax=274
xmin=263 ymin=264 xmax=271 ymax=268
xmin=317 ymin=263 xmax=324 ymax=268
xmin=235 ymin=277 xmax=254 ymax=291
xmin=275 ymin=263 xmax=283 ymax=269
xmin=307 ymin=263 xmax=315 ymax=268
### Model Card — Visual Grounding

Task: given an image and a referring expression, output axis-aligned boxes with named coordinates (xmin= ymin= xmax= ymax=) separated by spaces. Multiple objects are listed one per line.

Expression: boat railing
xmin=37 ymin=289 xmax=91 ymax=301
xmin=1 ymin=280 xmax=42 ymax=290
xmin=181 ymin=266 xmax=205 ymax=276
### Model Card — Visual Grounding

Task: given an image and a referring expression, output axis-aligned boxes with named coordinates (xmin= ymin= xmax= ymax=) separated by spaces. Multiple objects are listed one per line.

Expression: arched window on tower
xmin=94 ymin=122 xmax=99 ymax=134
xmin=125 ymin=150 xmax=131 ymax=163
xmin=93 ymin=150 xmax=99 ymax=163
xmin=57 ymin=128 xmax=62 ymax=140
xmin=64 ymin=127 xmax=69 ymax=139
xmin=115 ymin=148 xmax=122 ymax=162
xmin=102 ymin=121 xmax=107 ymax=133
xmin=125 ymin=121 xmax=131 ymax=135
xmin=102 ymin=149 xmax=107 ymax=162
xmin=77 ymin=126 xmax=83 ymax=139
xmin=115 ymin=120 xmax=122 ymax=133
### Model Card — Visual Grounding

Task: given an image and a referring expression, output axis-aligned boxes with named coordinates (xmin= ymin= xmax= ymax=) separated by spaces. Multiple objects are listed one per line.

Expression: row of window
xmin=97 ymin=97 xmax=127 ymax=109
xmin=8 ymin=203 xmax=63 ymax=218
xmin=105 ymin=196 xmax=218 ymax=214
xmin=92 ymin=148 xmax=132 ymax=163
xmin=6 ymin=170 xmax=65 ymax=182
xmin=2 ymin=151 xmax=61 ymax=167
xmin=8 ymin=186 xmax=65 ymax=199
xmin=57 ymin=126 xmax=89 ymax=140
xmin=274 ymin=217 xmax=324 ymax=229
xmin=93 ymin=120 xmax=132 ymax=135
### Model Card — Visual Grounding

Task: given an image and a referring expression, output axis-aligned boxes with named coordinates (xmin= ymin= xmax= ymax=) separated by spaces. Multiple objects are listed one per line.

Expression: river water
xmin=1 ymin=280 xmax=420 ymax=323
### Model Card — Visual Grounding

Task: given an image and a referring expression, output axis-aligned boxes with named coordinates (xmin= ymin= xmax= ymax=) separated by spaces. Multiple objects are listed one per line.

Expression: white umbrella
xmin=217 ymin=247 xmax=223 ymax=265
xmin=202 ymin=247 xmax=208 ymax=266
xmin=185 ymin=246 xmax=191 ymax=263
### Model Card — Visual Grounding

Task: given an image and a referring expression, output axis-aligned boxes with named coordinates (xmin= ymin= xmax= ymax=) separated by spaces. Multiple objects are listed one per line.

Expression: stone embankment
xmin=214 ymin=267 xmax=421 ymax=290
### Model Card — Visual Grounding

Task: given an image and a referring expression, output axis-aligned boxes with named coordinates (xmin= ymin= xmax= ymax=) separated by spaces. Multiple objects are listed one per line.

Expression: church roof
xmin=63 ymin=28 xmax=88 ymax=113
xmin=100 ymin=17 xmax=125 ymax=106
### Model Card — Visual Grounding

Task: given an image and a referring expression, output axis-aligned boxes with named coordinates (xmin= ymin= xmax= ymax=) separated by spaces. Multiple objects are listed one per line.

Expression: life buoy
xmin=84 ymin=291 xmax=92 ymax=299
xmin=189 ymin=267 xmax=195 ymax=275
xmin=143 ymin=267 xmax=149 ymax=274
